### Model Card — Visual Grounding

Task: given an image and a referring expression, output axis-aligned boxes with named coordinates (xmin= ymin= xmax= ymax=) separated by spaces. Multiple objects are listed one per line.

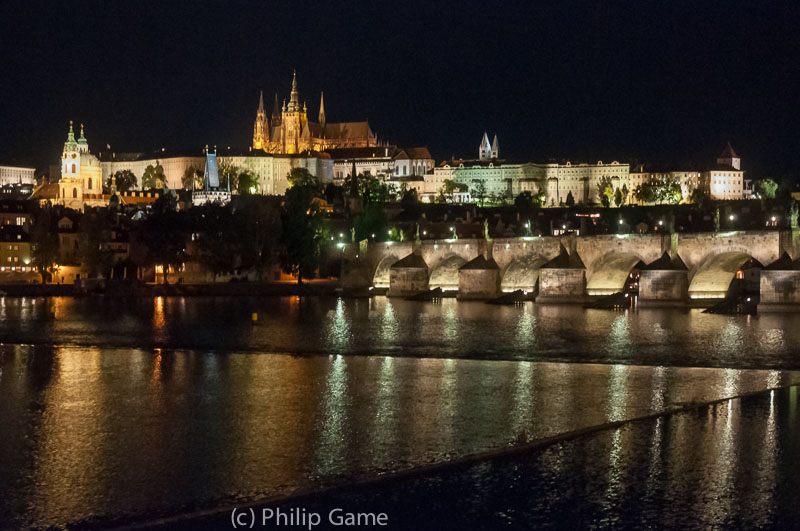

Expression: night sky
xmin=2 ymin=0 xmax=798 ymax=178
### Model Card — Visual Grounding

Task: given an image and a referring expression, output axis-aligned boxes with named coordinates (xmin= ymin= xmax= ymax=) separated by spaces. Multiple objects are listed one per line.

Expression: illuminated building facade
xmin=0 ymin=165 xmax=35 ymax=186
xmin=703 ymin=143 xmax=744 ymax=200
xmin=58 ymin=122 xmax=105 ymax=210
xmin=99 ymin=152 xmax=205 ymax=191
xmin=252 ymin=72 xmax=377 ymax=154
xmin=422 ymin=134 xmax=630 ymax=205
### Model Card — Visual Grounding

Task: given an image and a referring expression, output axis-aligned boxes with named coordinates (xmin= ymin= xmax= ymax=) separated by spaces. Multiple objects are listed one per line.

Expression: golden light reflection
xmin=514 ymin=310 xmax=536 ymax=350
xmin=380 ymin=301 xmax=397 ymax=343
xmin=325 ymin=299 xmax=351 ymax=352
xmin=317 ymin=355 xmax=348 ymax=474
xmin=153 ymin=296 xmax=165 ymax=328
xmin=152 ymin=349 xmax=162 ymax=384
xmin=512 ymin=361 xmax=534 ymax=441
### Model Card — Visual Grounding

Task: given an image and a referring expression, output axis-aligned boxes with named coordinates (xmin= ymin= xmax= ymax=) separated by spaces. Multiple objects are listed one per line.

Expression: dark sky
xmin=1 ymin=0 xmax=798 ymax=177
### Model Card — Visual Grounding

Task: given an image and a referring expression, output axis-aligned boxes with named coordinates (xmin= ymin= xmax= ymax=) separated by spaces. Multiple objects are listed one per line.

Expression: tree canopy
xmin=108 ymin=170 xmax=137 ymax=193
xmin=142 ymin=163 xmax=166 ymax=189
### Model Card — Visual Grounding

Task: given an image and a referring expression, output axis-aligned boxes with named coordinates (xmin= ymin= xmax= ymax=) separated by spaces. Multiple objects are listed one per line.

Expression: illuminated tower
xmin=318 ymin=91 xmax=326 ymax=133
xmin=252 ymin=91 xmax=269 ymax=150
xmin=62 ymin=121 xmax=80 ymax=178
xmin=717 ymin=141 xmax=740 ymax=170
xmin=479 ymin=132 xmax=491 ymax=161
xmin=281 ymin=70 xmax=307 ymax=154
xmin=491 ymin=134 xmax=499 ymax=159
xmin=271 ymin=92 xmax=281 ymax=128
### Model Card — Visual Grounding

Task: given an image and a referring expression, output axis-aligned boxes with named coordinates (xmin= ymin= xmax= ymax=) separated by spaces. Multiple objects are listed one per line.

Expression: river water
xmin=1 ymin=296 xmax=800 ymax=528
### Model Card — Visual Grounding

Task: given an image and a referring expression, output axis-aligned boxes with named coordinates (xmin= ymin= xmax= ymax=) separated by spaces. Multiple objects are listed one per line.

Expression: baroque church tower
xmin=59 ymin=122 xmax=103 ymax=209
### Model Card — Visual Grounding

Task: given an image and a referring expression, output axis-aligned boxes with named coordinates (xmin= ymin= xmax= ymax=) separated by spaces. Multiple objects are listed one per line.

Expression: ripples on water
xmin=1 ymin=296 xmax=799 ymax=527
xmin=0 ymin=296 xmax=800 ymax=368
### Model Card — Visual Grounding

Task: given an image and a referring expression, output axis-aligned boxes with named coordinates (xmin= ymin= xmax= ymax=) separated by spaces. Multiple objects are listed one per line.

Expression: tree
xmin=77 ymin=210 xmax=114 ymax=278
xmin=107 ymin=170 xmax=137 ymax=192
xmin=236 ymin=195 xmax=282 ymax=279
xmin=754 ymin=178 xmax=778 ymax=199
xmin=237 ymin=171 xmax=258 ymax=195
xmin=217 ymin=160 xmax=241 ymax=191
xmin=31 ymin=205 xmax=59 ymax=283
xmin=515 ymin=191 xmax=534 ymax=209
xmin=289 ymin=167 xmax=323 ymax=193
xmin=182 ymin=166 xmax=203 ymax=190
xmin=597 ymin=177 xmax=614 ymax=207
xmin=621 ymin=185 xmax=629 ymax=206
xmin=142 ymin=163 xmax=166 ymax=189
xmin=142 ymin=192 xmax=186 ymax=284
xmin=565 ymin=191 xmax=575 ymax=208
xmin=437 ymin=179 xmax=460 ymax=203
xmin=343 ymin=172 xmax=390 ymax=204
xmin=614 ymin=187 xmax=623 ymax=207
xmin=401 ymin=188 xmax=418 ymax=208
xmin=473 ymin=181 xmax=487 ymax=206
xmin=515 ymin=190 xmax=544 ymax=209
xmin=634 ymin=182 xmax=657 ymax=204
xmin=280 ymin=170 xmax=327 ymax=284
xmin=196 ymin=203 xmax=240 ymax=280
xmin=354 ymin=202 xmax=388 ymax=241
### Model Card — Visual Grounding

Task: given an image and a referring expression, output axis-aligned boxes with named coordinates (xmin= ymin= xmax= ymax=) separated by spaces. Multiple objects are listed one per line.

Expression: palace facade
xmin=252 ymin=72 xmax=377 ymax=154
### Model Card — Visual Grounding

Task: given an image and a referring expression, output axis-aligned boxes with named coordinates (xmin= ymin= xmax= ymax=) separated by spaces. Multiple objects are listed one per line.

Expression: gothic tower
xmin=717 ymin=141 xmax=741 ymax=170
xmin=318 ymin=91 xmax=326 ymax=136
xmin=491 ymin=134 xmax=499 ymax=159
xmin=252 ymin=91 xmax=269 ymax=150
xmin=271 ymin=92 xmax=281 ymax=128
xmin=479 ymin=132 xmax=491 ymax=161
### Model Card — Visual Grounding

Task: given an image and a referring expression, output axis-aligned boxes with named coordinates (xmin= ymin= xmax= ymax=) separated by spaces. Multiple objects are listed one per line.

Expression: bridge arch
xmin=373 ymin=254 xmax=399 ymax=288
xmin=586 ymin=252 xmax=646 ymax=296
xmin=688 ymin=250 xmax=762 ymax=299
xmin=429 ymin=254 xmax=467 ymax=291
xmin=500 ymin=255 xmax=548 ymax=293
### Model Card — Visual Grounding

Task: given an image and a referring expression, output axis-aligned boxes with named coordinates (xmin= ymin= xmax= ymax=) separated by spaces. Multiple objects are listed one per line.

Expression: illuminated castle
xmin=253 ymin=71 xmax=377 ymax=154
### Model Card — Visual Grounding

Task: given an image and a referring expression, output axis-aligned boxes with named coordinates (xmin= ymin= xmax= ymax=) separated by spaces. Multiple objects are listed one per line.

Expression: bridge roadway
xmin=338 ymin=231 xmax=800 ymax=304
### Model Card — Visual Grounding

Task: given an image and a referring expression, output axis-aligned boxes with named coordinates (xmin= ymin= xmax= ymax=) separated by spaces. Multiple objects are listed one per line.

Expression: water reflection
xmin=2 ymin=345 xmax=799 ymax=528
xmin=4 ymin=297 xmax=800 ymax=369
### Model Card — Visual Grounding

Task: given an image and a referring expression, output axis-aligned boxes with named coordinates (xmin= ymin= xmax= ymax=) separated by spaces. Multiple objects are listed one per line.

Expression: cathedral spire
xmin=288 ymin=70 xmax=300 ymax=111
xmin=67 ymin=121 xmax=75 ymax=142
xmin=258 ymin=90 xmax=264 ymax=112
xmin=319 ymin=91 xmax=326 ymax=126
xmin=272 ymin=92 xmax=281 ymax=125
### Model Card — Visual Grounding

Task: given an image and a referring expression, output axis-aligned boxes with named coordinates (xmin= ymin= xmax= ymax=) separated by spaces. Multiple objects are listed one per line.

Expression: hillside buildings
xmin=0 ymin=165 xmax=35 ymax=187
xmin=417 ymin=134 xmax=744 ymax=205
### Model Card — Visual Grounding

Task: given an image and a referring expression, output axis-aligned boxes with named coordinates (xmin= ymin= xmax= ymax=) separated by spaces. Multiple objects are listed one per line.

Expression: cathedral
xmin=253 ymin=71 xmax=377 ymax=154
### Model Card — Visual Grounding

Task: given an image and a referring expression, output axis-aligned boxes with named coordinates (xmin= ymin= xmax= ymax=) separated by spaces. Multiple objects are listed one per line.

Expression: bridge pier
xmin=388 ymin=253 xmax=429 ymax=297
xmin=457 ymin=255 xmax=501 ymax=299
xmin=638 ymin=252 xmax=689 ymax=307
xmin=535 ymin=245 xmax=587 ymax=304
xmin=758 ymin=253 xmax=800 ymax=312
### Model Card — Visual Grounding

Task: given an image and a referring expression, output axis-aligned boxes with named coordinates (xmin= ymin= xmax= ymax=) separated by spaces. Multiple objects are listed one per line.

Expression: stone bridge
xmin=340 ymin=231 xmax=800 ymax=302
